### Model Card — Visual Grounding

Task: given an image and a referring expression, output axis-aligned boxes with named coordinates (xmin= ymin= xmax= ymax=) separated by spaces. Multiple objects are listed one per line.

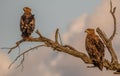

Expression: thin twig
xmin=16 ymin=54 xmax=25 ymax=69
xmin=8 ymin=44 xmax=46 ymax=69
xmin=18 ymin=45 xmax=20 ymax=55
xmin=55 ymin=28 xmax=59 ymax=43
xmin=58 ymin=29 xmax=63 ymax=45
xmin=55 ymin=28 xmax=63 ymax=45
xmin=36 ymin=30 xmax=43 ymax=38
xmin=8 ymin=39 xmax=25 ymax=54
xmin=109 ymin=0 xmax=117 ymax=41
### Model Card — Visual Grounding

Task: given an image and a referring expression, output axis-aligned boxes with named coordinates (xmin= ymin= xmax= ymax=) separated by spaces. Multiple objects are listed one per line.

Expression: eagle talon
xmin=23 ymin=36 xmax=33 ymax=41
xmin=114 ymin=71 xmax=120 ymax=74
xmin=87 ymin=65 xmax=96 ymax=68
xmin=28 ymin=36 xmax=33 ymax=40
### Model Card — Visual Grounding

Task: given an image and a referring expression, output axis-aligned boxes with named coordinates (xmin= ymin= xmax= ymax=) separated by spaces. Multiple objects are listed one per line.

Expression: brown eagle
xmin=85 ymin=28 xmax=105 ymax=71
xmin=20 ymin=7 xmax=35 ymax=40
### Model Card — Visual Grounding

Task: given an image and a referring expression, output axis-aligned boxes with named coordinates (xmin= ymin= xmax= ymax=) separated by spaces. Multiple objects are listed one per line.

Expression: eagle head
xmin=85 ymin=28 xmax=95 ymax=35
xmin=23 ymin=7 xmax=31 ymax=15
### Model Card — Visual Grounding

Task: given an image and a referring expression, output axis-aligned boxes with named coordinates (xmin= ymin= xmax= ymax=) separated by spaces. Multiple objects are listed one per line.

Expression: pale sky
xmin=0 ymin=0 xmax=101 ymax=47
xmin=1 ymin=0 xmax=120 ymax=76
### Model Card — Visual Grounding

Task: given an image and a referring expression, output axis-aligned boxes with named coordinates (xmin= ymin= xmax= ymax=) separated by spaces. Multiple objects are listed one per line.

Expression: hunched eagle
xmin=20 ymin=7 xmax=35 ymax=40
xmin=85 ymin=28 xmax=105 ymax=71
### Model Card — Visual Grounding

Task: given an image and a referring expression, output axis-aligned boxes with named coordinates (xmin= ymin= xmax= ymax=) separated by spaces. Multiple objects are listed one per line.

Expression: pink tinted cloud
xmin=0 ymin=51 xmax=11 ymax=76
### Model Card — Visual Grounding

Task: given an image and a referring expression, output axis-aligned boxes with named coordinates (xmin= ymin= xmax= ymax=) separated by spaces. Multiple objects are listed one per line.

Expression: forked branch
xmin=96 ymin=0 xmax=118 ymax=64
xmin=8 ymin=44 xmax=45 ymax=69
xmin=109 ymin=0 xmax=116 ymax=41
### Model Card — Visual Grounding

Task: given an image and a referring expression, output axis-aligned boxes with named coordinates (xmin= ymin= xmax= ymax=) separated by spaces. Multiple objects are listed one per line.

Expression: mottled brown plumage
xmin=20 ymin=7 xmax=35 ymax=39
xmin=85 ymin=28 xmax=104 ymax=70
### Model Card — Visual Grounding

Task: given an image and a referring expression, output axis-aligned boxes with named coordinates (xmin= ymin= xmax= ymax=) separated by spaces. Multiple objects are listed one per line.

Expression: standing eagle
xmin=85 ymin=28 xmax=105 ymax=71
xmin=20 ymin=7 xmax=35 ymax=40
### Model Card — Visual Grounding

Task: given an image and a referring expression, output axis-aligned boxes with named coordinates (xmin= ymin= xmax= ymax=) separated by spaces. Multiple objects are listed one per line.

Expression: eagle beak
xmin=85 ymin=30 xmax=87 ymax=33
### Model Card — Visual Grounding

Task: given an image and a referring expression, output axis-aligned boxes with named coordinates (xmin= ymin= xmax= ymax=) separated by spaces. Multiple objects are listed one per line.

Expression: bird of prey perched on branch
xmin=20 ymin=7 xmax=35 ymax=40
xmin=85 ymin=28 xmax=105 ymax=71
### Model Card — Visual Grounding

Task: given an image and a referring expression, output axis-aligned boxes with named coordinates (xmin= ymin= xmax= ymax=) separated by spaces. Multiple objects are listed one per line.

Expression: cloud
xmin=0 ymin=50 xmax=11 ymax=76
xmin=62 ymin=14 xmax=88 ymax=52
xmin=9 ymin=48 xmax=62 ymax=76
xmin=63 ymin=14 xmax=88 ymax=44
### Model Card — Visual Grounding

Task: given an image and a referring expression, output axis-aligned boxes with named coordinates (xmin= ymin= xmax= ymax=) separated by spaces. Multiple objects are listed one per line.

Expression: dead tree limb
xmin=109 ymin=0 xmax=116 ymax=41
xmin=7 ymin=29 xmax=92 ymax=69
xmin=96 ymin=0 xmax=118 ymax=64
xmin=55 ymin=28 xmax=59 ymax=44
xmin=8 ymin=39 xmax=25 ymax=54
xmin=8 ymin=44 xmax=46 ymax=69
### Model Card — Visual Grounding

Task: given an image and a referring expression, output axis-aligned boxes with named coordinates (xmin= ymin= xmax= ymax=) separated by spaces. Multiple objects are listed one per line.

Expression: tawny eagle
xmin=20 ymin=7 xmax=35 ymax=39
xmin=85 ymin=28 xmax=105 ymax=71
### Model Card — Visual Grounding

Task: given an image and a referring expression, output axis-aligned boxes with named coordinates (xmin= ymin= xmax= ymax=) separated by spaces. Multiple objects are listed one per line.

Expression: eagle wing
xmin=85 ymin=35 xmax=100 ymax=60
xmin=20 ymin=15 xmax=24 ymax=32
xmin=20 ymin=15 xmax=35 ymax=34
xmin=94 ymin=35 xmax=104 ymax=57
xmin=29 ymin=15 xmax=35 ymax=33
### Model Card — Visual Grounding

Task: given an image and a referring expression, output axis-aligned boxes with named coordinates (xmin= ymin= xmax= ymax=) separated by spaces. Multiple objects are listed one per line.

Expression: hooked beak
xmin=85 ymin=30 xmax=87 ymax=33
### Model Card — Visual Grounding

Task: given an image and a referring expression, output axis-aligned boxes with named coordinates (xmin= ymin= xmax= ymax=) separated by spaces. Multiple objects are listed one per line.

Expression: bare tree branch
xmin=96 ymin=0 xmax=118 ymax=64
xmin=96 ymin=28 xmax=118 ymax=64
xmin=109 ymin=0 xmax=117 ymax=41
xmin=8 ymin=39 xmax=25 ymax=54
xmin=1 ymin=39 xmax=25 ymax=54
xmin=16 ymin=54 xmax=25 ymax=71
xmin=10 ymin=31 xmax=92 ymax=64
xmin=8 ymin=44 xmax=46 ymax=69
xmin=55 ymin=28 xmax=59 ymax=44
